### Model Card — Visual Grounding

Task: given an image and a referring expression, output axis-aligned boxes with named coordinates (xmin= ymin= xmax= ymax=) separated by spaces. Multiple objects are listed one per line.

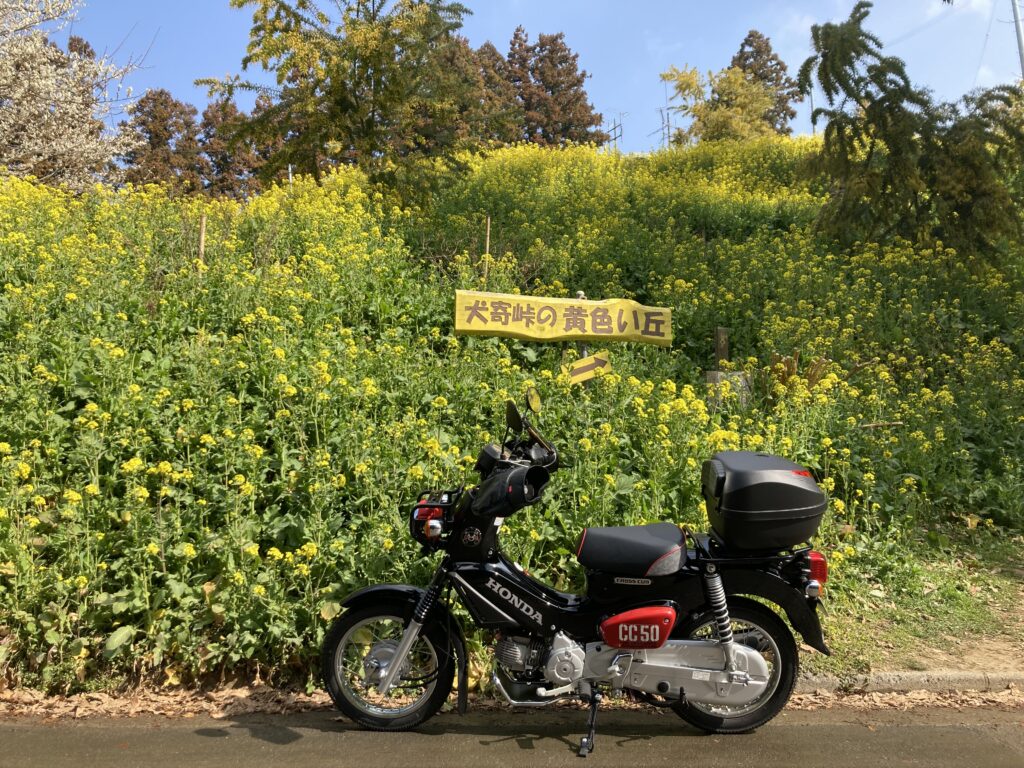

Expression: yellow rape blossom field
xmin=1 ymin=138 xmax=1022 ymax=692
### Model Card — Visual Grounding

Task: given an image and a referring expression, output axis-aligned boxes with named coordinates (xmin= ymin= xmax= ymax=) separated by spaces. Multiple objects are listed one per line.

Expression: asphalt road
xmin=2 ymin=706 xmax=1022 ymax=768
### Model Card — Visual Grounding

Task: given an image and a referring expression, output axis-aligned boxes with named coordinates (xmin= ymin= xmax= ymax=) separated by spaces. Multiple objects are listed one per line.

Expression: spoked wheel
xmin=321 ymin=604 xmax=454 ymax=730
xmin=672 ymin=597 xmax=798 ymax=733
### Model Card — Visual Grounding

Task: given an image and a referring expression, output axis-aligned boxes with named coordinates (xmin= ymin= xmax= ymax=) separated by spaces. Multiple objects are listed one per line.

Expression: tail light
xmin=809 ymin=550 xmax=828 ymax=583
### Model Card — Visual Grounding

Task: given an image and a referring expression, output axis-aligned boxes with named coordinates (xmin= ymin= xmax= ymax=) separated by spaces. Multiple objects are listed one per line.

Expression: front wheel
xmin=672 ymin=598 xmax=798 ymax=733
xmin=321 ymin=602 xmax=454 ymax=731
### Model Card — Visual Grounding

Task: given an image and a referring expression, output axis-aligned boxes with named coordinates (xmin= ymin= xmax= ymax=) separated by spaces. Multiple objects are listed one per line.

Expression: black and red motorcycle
xmin=322 ymin=391 xmax=829 ymax=755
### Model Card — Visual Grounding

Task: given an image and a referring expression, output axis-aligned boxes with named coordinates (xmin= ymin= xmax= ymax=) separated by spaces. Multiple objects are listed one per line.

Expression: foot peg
xmin=577 ymin=690 xmax=602 ymax=757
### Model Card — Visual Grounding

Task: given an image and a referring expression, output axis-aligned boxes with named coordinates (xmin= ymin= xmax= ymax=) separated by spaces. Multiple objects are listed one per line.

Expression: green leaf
xmin=103 ymin=625 xmax=136 ymax=657
xmin=167 ymin=579 xmax=187 ymax=600
xmin=320 ymin=601 xmax=342 ymax=621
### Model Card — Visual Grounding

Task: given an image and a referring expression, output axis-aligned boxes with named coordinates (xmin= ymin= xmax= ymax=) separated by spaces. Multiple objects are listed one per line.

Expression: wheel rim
xmin=332 ymin=613 xmax=440 ymax=718
xmin=684 ymin=616 xmax=783 ymax=718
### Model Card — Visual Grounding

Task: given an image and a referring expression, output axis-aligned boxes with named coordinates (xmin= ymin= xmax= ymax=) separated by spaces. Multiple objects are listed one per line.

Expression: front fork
xmin=375 ymin=566 xmax=446 ymax=695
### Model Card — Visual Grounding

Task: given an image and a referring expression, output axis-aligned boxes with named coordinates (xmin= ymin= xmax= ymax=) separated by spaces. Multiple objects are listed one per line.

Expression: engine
xmin=544 ymin=633 xmax=586 ymax=686
xmin=496 ymin=633 xmax=586 ymax=688
xmin=495 ymin=635 xmax=545 ymax=672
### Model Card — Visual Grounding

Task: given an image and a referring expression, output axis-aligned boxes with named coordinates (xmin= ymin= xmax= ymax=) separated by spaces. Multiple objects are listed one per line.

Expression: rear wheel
xmin=321 ymin=603 xmax=454 ymax=731
xmin=671 ymin=598 xmax=797 ymax=733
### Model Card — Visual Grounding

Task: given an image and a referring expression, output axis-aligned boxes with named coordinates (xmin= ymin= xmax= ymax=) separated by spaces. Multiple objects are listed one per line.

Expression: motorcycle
xmin=321 ymin=390 xmax=829 ymax=756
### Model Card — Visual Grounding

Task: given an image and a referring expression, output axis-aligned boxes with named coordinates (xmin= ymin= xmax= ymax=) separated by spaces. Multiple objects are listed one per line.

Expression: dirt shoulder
xmin=0 ymin=682 xmax=1020 ymax=722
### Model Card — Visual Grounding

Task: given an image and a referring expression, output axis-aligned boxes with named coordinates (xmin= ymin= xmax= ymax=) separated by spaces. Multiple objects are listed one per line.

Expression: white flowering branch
xmin=0 ymin=0 xmax=140 ymax=188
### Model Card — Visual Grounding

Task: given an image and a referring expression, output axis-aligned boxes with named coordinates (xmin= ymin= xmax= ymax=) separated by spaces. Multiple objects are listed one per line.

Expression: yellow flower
xmin=382 ymin=538 xmax=394 ymax=551
xmin=298 ymin=542 xmax=318 ymax=559
xmin=181 ymin=543 xmax=197 ymax=559
xmin=0 ymin=506 xmax=7 ymax=520
xmin=231 ymin=570 xmax=245 ymax=586
xmin=74 ymin=575 xmax=88 ymax=589
xmin=130 ymin=485 xmax=149 ymax=502
xmin=431 ymin=395 xmax=448 ymax=409
xmin=267 ymin=547 xmax=283 ymax=561
xmin=145 ymin=542 xmax=160 ymax=556
xmin=25 ymin=515 xmax=40 ymax=528
xmin=32 ymin=495 xmax=46 ymax=508
xmin=361 ymin=378 xmax=379 ymax=397
xmin=121 ymin=457 xmax=145 ymax=474
xmin=244 ymin=543 xmax=260 ymax=558
xmin=199 ymin=433 xmax=216 ymax=447
xmin=529 ymin=529 xmax=541 ymax=541
xmin=0 ymin=442 xmax=11 ymax=454
xmin=85 ymin=483 xmax=100 ymax=496
xmin=13 ymin=461 xmax=31 ymax=481
xmin=354 ymin=462 xmax=369 ymax=476
xmin=63 ymin=489 xmax=82 ymax=505
xmin=252 ymin=584 xmax=267 ymax=597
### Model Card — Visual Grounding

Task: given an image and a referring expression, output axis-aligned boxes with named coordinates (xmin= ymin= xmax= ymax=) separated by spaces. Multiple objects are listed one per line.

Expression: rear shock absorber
xmin=702 ymin=563 xmax=737 ymax=670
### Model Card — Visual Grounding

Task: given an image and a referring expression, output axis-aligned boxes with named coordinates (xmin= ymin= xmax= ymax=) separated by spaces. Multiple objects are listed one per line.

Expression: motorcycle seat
xmin=575 ymin=522 xmax=686 ymax=578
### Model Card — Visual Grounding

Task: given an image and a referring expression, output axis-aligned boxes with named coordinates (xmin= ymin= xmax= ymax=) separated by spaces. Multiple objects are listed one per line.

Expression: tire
xmin=321 ymin=602 xmax=454 ymax=731
xmin=671 ymin=597 xmax=797 ymax=734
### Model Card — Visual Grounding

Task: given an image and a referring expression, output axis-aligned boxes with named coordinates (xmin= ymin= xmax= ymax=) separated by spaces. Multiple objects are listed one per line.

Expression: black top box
xmin=701 ymin=451 xmax=826 ymax=551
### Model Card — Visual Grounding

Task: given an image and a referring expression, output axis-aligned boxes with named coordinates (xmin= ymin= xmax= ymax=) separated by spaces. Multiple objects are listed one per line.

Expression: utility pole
xmin=1013 ymin=0 xmax=1024 ymax=80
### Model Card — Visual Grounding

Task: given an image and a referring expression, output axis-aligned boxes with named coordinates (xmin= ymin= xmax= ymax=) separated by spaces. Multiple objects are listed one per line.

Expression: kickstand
xmin=577 ymin=690 xmax=603 ymax=757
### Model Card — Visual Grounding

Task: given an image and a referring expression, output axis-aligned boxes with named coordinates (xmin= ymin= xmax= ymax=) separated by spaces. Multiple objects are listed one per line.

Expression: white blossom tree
xmin=0 ymin=0 xmax=137 ymax=188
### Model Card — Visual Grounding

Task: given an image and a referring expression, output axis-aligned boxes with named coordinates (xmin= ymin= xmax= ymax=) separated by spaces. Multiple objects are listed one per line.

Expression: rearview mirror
xmin=526 ymin=387 xmax=541 ymax=415
xmin=505 ymin=399 xmax=523 ymax=432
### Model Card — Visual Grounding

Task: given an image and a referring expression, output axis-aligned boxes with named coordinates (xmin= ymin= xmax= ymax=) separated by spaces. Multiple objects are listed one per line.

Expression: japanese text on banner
xmin=454 ymin=290 xmax=672 ymax=347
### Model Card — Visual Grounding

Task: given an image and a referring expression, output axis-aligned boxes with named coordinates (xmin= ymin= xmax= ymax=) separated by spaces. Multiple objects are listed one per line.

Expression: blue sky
xmin=59 ymin=0 xmax=1024 ymax=153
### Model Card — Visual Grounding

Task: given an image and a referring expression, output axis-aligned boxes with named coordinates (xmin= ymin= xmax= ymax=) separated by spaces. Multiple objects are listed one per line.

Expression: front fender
xmin=339 ymin=583 xmax=470 ymax=712
xmin=720 ymin=569 xmax=830 ymax=655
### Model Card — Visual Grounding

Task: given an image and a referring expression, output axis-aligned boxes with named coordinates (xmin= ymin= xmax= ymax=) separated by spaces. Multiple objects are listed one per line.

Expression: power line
xmin=887 ymin=9 xmax=955 ymax=48
xmin=973 ymin=0 xmax=998 ymax=88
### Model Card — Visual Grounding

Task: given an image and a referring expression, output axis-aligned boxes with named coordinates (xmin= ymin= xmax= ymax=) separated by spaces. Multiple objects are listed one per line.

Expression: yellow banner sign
xmin=562 ymin=351 xmax=611 ymax=385
xmin=454 ymin=291 xmax=672 ymax=347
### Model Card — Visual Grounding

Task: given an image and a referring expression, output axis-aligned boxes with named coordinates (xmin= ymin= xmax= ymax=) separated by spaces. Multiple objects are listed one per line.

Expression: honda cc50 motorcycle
xmin=322 ymin=390 xmax=829 ymax=755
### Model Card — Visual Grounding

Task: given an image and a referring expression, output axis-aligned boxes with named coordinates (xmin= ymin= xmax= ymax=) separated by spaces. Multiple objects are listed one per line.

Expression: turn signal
xmin=809 ymin=550 xmax=828 ymax=584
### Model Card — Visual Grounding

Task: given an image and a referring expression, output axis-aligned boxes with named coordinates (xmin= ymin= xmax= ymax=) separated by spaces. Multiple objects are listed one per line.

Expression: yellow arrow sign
xmin=562 ymin=351 xmax=611 ymax=385
xmin=454 ymin=290 xmax=672 ymax=347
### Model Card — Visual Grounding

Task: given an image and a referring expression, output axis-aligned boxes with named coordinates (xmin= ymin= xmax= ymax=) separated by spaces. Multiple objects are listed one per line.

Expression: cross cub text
xmin=321 ymin=391 xmax=830 ymax=756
